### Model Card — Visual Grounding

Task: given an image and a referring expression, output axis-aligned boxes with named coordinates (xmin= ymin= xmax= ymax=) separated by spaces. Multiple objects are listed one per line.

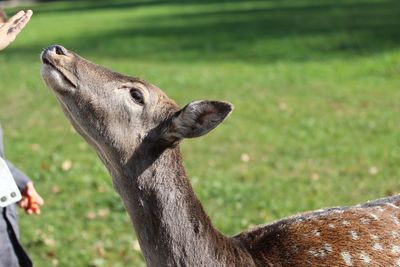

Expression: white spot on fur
xmin=349 ymin=231 xmax=359 ymax=240
xmin=392 ymin=245 xmax=400 ymax=254
xmin=341 ymin=251 xmax=353 ymax=266
xmin=278 ymin=224 xmax=286 ymax=230
xmin=309 ymin=244 xmax=333 ymax=258
xmin=392 ymin=231 xmax=399 ymax=238
xmin=359 ymin=251 xmax=371 ymax=264
xmin=342 ymin=220 xmax=350 ymax=226
xmin=387 ymin=203 xmax=399 ymax=209
xmin=369 ymin=213 xmax=379 ymax=220
xmin=392 ymin=215 xmax=400 ymax=225
xmin=312 ymin=229 xmax=321 ymax=237
xmin=328 ymin=223 xmax=335 ymax=229
xmin=309 ymin=249 xmax=325 ymax=258
xmin=308 ymin=249 xmax=318 ymax=257
xmin=370 ymin=234 xmax=379 ymax=240
xmin=376 ymin=206 xmax=384 ymax=212
xmin=361 ymin=218 xmax=370 ymax=225
xmin=323 ymin=243 xmax=333 ymax=252
xmin=372 ymin=243 xmax=382 ymax=251
xmin=396 ymin=258 xmax=400 ymax=267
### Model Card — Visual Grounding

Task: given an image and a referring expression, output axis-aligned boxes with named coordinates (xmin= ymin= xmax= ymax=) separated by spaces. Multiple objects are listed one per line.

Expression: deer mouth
xmin=41 ymin=45 xmax=77 ymax=90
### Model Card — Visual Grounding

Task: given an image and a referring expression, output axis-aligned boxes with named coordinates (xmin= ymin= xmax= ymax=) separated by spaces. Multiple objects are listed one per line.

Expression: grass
xmin=0 ymin=0 xmax=399 ymax=266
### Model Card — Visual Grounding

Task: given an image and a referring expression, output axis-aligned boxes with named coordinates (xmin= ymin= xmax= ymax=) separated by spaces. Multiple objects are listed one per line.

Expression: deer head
xmin=41 ymin=45 xmax=232 ymax=174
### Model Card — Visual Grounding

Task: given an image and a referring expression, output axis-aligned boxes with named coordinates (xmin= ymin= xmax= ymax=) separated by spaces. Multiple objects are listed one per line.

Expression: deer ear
xmin=163 ymin=100 xmax=233 ymax=142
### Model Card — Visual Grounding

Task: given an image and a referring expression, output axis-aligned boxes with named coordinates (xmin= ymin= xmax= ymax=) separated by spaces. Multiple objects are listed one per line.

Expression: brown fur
xmin=235 ymin=196 xmax=400 ymax=266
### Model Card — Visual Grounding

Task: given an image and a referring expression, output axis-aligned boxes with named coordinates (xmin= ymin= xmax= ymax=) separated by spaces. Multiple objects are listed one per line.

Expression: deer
xmin=40 ymin=45 xmax=400 ymax=267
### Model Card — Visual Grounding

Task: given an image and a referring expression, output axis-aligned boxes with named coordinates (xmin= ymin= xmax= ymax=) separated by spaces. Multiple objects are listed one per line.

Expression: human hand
xmin=0 ymin=10 xmax=32 ymax=51
xmin=19 ymin=182 xmax=44 ymax=215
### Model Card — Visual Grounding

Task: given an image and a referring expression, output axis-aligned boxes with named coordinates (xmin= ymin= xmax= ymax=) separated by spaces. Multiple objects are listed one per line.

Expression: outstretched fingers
xmin=5 ymin=10 xmax=25 ymax=25
xmin=6 ymin=10 xmax=32 ymax=37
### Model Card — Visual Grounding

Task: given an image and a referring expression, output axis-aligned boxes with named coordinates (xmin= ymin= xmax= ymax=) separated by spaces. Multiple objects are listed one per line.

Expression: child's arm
xmin=7 ymin=160 xmax=44 ymax=215
xmin=6 ymin=160 xmax=30 ymax=190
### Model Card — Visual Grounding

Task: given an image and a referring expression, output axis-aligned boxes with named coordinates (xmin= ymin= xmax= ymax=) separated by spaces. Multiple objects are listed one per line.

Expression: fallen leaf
xmin=51 ymin=186 xmax=60 ymax=194
xmin=97 ymin=186 xmax=106 ymax=193
xmin=95 ymin=242 xmax=106 ymax=257
xmin=61 ymin=160 xmax=73 ymax=171
xmin=90 ymin=258 xmax=105 ymax=267
xmin=46 ymin=251 xmax=56 ymax=258
xmin=279 ymin=101 xmax=288 ymax=111
xmin=369 ymin=166 xmax=378 ymax=175
xmin=132 ymin=240 xmax=141 ymax=252
xmin=86 ymin=211 xmax=97 ymax=220
xmin=310 ymin=173 xmax=320 ymax=181
xmin=97 ymin=208 xmax=110 ymax=219
xmin=240 ymin=153 xmax=250 ymax=163
xmin=30 ymin=143 xmax=40 ymax=152
xmin=43 ymin=237 xmax=56 ymax=247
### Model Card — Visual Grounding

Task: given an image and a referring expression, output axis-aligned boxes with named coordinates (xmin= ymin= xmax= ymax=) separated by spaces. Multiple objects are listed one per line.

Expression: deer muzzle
xmin=41 ymin=45 xmax=78 ymax=91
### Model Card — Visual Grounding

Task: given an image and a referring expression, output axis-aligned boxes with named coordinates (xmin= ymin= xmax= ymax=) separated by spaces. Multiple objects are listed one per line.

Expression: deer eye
xmin=130 ymin=89 xmax=144 ymax=105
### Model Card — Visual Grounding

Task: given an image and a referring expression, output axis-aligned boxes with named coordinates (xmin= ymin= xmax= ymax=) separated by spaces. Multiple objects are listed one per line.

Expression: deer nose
xmin=41 ymin=45 xmax=70 ymax=64
xmin=47 ymin=45 xmax=68 ymax=56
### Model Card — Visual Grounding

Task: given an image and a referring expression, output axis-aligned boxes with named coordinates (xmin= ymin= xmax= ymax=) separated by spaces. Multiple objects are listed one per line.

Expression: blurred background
xmin=0 ymin=0 xmax=399 ymax=266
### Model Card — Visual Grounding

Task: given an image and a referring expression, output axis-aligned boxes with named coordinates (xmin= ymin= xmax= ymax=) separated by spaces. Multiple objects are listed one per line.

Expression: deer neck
xmin=109 ymin=145 xmax=242 ymax=267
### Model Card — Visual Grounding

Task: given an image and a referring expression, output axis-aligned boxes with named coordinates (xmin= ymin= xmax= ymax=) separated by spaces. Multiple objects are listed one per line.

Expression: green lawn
xmin=0 ymin=0 xmax=399 ymax=266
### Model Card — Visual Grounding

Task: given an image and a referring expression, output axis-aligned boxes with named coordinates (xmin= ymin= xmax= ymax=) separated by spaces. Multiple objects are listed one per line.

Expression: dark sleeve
xmin=6 ymin=160 xmax=31 ymax=192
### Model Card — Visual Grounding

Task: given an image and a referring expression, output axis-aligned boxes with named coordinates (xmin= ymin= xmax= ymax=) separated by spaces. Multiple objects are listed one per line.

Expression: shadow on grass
xmin=6 ymin=0 xmax=400 ymax=63
xmin=29 ymin=0 xmax=167 ymax=13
